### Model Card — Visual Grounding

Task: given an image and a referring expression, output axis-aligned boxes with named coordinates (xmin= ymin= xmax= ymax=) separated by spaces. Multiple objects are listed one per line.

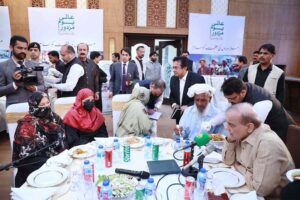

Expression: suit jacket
xmin=187 ymin=59 xmax=193 ymax=72
xmin=0 ymin=58 xmax=45 ymax=107
xmin=109 ymin=61 xmax=139 ymax=95
xmin=169 ymin=71 xmax=205 ymax=107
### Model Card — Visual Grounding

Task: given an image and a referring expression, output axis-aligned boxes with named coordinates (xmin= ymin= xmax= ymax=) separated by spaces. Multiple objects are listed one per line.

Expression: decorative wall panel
xmin=211 ymin=0 xmax=228 ymax=15
xmin=56 ymin=0 xmax=77 ymax=8
xmin=166 ymin=0 xmax=176 ymax=28
xmin=147 ymin=0 xmax=166 ymax=27
xmin=124 ymin=0 xmax=136 ymax=26
xmin=77 ymin=0 xmax=87 ymax=9
xmin=177 ymin=0 xmax=189 ymax=28
xmin=45 ymin=0 xmax=55 ymax=8
xmin=137 ymin=0 xmax=147 ymax=27
xmin=31 ymin=0 xmax=45 ymax=7
xmin=88 ymin=0 xmax=99 ymax=9
xmin=0 ymin=0 xmax=4 ymax=6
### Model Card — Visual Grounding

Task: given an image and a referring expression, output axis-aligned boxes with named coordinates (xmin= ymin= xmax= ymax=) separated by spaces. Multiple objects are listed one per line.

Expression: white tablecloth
xmin=18 ymin=137 xmax=262 ymax=200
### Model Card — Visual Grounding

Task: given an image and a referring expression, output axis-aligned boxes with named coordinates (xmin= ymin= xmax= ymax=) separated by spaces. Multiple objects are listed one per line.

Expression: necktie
xmin=121 ymin=63 xmax=126 ymax=91
xmin=139 ymin=59 xmax=144 ymax=80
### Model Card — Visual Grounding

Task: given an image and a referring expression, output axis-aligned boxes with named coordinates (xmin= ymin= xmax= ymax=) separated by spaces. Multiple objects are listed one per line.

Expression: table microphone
xmin=181 ymin=133 xmax=211 ymax=150
xmin=115 ymin=168 xmax=150 ymax=179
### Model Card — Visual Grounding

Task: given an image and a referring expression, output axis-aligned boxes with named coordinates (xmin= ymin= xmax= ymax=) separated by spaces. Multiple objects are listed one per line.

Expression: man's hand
xmin=13 ymin=71 xmax=23 ymax=86
xmin=180 ymin=105 xmax=188 ymax=112
xmin=95 ymin=92 xmax=100 ymax=101
xmin=171 ymin=103 xmax=178 ymax=109
xmin=108 ymin=91 xmax=113 ymax=99
xmin=174 ymin=125 xmax=183 ymax=136
xmin=25 ymin=85 xmax=36 ymax=92
xmin=147 ymin=109 xmax=155 ymax=115
xmin=126 ymin=81 xmax=133 ymax=86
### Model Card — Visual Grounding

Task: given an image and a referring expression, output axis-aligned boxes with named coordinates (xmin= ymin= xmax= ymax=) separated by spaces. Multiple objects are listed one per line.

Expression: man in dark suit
xmin=109 ymin=48 xmax=139 ymax=97
xmin=48 ymin=50 xmax=65 ymax=74
xmin=0 ymin=35 xmax=44 ymax=107
xmin=169 ymin=56 xmax=205 ymax=123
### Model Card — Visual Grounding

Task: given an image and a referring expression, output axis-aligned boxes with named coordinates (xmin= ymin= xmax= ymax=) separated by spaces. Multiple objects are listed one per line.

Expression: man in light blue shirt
xmin=176 ymin=83 xmax=227 ymax=140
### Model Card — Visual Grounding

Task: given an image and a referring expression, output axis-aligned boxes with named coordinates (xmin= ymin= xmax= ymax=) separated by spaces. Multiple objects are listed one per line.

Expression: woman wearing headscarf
xmin=116 ymin=86 xmax=153 ymax=137
xmin=63 ymin=88 xmax=108 ymax=148
xmin=13 ymin=92 xmax=66 ymax=187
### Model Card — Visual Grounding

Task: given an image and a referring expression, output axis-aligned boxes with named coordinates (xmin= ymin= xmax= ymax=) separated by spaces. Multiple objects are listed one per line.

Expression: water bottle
xmin=183 ymin=140 xmax=192 ymax=166
xmin=97 ymin=145 xmax=105 ymax=172
xmin=99 ymin=180 xmax=113 ymax=200
xmin=113 ymin=138 xmax=121 ymax=163
xmin=197 ymin=167 xmax=207 ymax=198
xmin=144 ymin=177 xmax=155 ymax=199
xmin=174 ymin=138 xmax=182 ymax=151
xmin=83 ymin=160 xmax=93 ymax=184
xmin=144 ymin=135 xmax=152 ymax=160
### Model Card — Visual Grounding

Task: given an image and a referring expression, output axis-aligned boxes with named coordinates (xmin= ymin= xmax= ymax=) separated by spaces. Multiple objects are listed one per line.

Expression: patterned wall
xmin=0 ymin=0 xmax=4 ymax=6
xmin=88 ymin=0 xmax=99 ymax=9
xmin=55 ymin=0 xmax=77 ymax=8
xmin=177 ymin=0 xmax=189 ymax=28
xmin=31 ymin=0 xmax=45 ymax=7
xmin=147 ymin=0 xmax=166 ymax=27
xmin=124 ymin=0 xmax=136 ymax=26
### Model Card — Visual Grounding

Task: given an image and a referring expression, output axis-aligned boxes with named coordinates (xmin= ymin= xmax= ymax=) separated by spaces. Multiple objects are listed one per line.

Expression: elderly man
xmin=175 ymin=83 xmax=226 ymax=140
xmin=223 ymin=103 xmax=294 ymax=198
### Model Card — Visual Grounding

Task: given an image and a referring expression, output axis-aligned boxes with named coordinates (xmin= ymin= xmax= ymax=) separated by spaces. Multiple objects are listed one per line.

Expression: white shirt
xmin=51 ymin=63 xmax=84 ymax=91
xmin=179 ymin=72 xmax=188 ymax=106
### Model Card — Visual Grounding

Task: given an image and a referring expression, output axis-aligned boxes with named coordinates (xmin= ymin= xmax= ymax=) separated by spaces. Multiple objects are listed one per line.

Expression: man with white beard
xmin=174 ymin=83 xmax=226 ymax=140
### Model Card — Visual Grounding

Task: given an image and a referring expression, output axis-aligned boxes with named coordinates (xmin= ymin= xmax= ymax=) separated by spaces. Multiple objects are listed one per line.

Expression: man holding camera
xmin=0 ymin=35 xmax=44 ymax=107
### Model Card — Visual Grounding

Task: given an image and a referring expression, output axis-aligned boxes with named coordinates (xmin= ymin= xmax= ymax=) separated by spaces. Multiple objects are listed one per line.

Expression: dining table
xmin=15 ymin=136 xmax=264 ymax=200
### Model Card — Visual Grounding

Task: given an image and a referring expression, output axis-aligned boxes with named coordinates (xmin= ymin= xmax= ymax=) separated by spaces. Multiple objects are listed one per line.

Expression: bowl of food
xmin=209 ymin=133 xmax=225 ymax=149
xmin=96 ymin=174 xmax=138 ymax=199
xmin=286 ymin=169 xmax=300 ymax=182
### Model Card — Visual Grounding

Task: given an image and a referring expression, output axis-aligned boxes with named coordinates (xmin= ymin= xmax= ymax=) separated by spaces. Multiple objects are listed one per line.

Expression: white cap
xmin=187 ymin=83 xmax=215 ymax=98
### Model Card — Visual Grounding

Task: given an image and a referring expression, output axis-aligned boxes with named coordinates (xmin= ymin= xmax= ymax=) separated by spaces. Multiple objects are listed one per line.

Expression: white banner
xmin=188 ymin=14 xmax=245 ymax=55
xmin=28 ymin=7 xmax=103 ymax=51
xmin=0 ymin=6 xmax=11 ymax=61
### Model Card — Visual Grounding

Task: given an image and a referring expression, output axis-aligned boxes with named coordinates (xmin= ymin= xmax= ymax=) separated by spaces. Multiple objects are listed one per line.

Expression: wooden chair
xmin=286 ymin=125 xmax=300 ymax=168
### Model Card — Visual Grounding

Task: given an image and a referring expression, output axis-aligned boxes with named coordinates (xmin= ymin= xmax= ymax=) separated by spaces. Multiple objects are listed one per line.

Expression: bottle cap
xmin=102 ymin=180 xmax=110 ymax=186
xmin=200 ymin=168 xmax=206 ymax=173
xmin=147 ymin=177 xmax=154 ymax=183
xmin=113 ymin=138 xmax=119 ymax=142
xmin=84 ymin=160 xmax=90 ymax=165
xmin=98 ymin=145 xmax=104 ymax=149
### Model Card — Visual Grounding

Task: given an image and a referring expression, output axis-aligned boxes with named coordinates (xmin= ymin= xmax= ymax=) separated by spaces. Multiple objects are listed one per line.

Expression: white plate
xmin=120 ymin=136 xmax=144 ymax=148
xmin=207 ymin=168 xmax=245 ymax=188
xmin=286 ymin=169 xmax=300 ymax=182
xmin=27 ymin=167 xmax=69 ymax=188
xmin=69 ymin=145 xmax=96 ymax=158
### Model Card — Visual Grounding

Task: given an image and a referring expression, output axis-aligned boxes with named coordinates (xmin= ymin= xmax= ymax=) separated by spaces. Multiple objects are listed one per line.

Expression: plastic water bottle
xmin=144 ymin=177 xmax=156 ymax=199
xmin=144 ymin=135 xmax=152 ymax=160
xmin=99 ymin=180 xmax=113 ymax=200
xmin=83 ymin=160 xmax=93 ymax=184
xmin=174 ymin=138 xmax=182 ymax=151
xmin=183 ymin=140 xmax=191 ymax=166
xmin=113 ymin=138 xmax=121 ymax=163
xmin=197 ymin=167 xmax=207 ymax=198
xmin=97 ymin=145 xmax=105 ymax=172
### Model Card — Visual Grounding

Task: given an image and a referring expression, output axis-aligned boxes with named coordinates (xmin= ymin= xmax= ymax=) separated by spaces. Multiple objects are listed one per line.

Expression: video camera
xmin=16 ymin=64 xmax=43 ymax=86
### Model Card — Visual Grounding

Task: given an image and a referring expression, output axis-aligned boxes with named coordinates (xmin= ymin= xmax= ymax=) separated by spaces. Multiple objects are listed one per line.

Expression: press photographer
xmin=0 ymin=35 xmax=45 ymax=107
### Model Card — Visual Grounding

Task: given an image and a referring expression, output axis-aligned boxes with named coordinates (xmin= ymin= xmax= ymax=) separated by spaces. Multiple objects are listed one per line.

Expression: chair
xmin=6 ymin=102 xmax=29 ymax=186
xmin=6 ymin=103 xmax=29 ymax=149
xmin=286 ymin=125 xmax=300 ymax=168
xmin=112 ymin=94 xmax=131 ymax=135
xmin=54 ymin=97 xmax=76 ymax=119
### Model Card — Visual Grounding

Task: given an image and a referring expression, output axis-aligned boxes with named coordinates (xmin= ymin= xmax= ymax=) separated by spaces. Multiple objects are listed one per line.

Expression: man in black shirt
xmin=48 ymin=50 xmax=65 ymax=74
xmin=243 ymin=44 xmax=285 ymax=103
xmin=221 ymin=77 xmax=295 ymax=142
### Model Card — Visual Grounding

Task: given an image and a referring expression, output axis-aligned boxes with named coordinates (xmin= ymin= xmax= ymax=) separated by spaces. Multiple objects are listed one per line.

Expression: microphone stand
xmin=0 ymin=141 xmax=59 ymax=172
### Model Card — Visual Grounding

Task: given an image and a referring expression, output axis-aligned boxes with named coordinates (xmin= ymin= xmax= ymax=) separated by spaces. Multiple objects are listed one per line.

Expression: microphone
xmin=115 ymin=168 xmax=150 ymax=179
xmin=182 ymin=133 xmax=211 ymax=150
xmin=182 ymin=144 xmax=215 ymax=170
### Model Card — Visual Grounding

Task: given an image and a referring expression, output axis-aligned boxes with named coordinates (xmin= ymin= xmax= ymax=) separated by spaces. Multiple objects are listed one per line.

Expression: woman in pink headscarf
xmin=63 ymin=88 xmax=108 ymax=148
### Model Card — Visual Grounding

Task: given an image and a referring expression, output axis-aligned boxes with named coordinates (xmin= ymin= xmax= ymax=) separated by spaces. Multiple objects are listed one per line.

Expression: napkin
xmin=230 ymin=191 xmax=259 ymax=200
xmin=47 ymin=150 xmax=71 ymax=167
xmin=11 ymin=187 xmax=59 ymax=200
xmin=204 ymin=151 xmax=222 ymax=163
